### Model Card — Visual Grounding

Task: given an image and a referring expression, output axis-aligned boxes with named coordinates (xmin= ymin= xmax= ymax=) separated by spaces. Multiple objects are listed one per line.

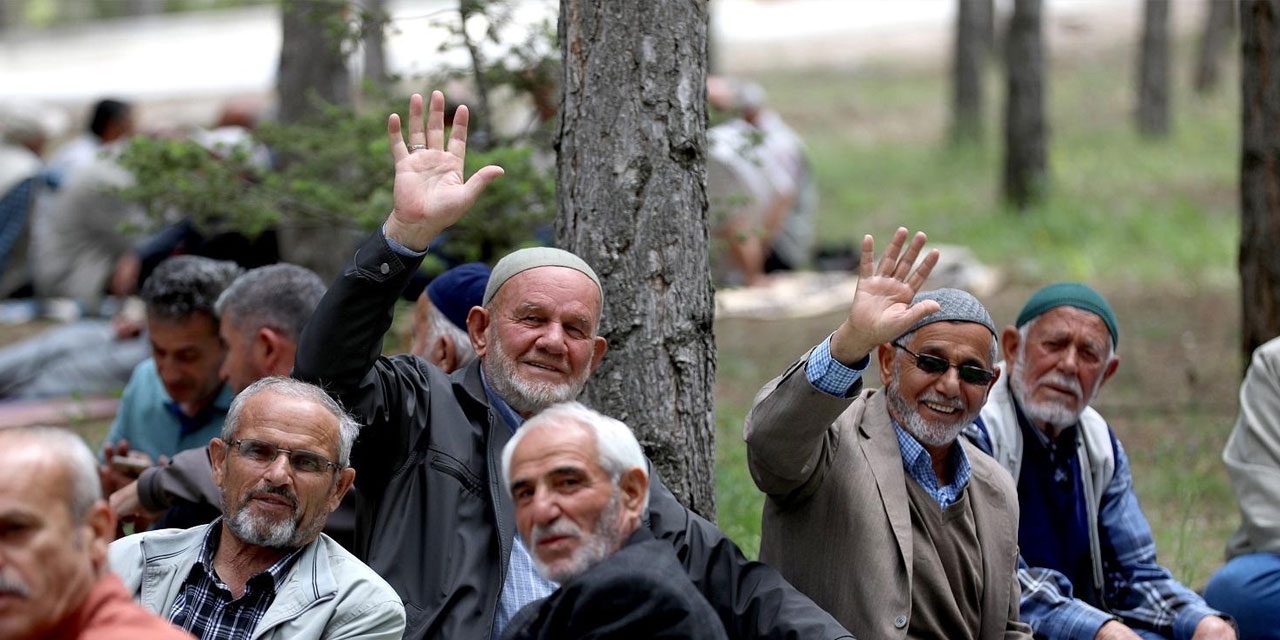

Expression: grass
xmin=712 ymin=37 xmax=1245 ymax=592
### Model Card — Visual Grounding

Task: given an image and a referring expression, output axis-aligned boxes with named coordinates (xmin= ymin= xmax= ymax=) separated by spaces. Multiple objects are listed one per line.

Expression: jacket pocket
xmin=428 ymin=450 xmax=485 ymax=498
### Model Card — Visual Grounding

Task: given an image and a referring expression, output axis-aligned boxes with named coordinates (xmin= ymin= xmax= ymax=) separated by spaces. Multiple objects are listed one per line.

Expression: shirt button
xmin=893 ymin=614 xmax=907 ymax=629
xmin=380 ymin=262 xmax=390 ymax=275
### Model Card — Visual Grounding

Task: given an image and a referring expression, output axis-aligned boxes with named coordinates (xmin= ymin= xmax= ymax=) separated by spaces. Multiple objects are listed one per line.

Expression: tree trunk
xmin=362 ymin=0 xmax=389 ymax=94
xmin=1003 ymin=0 xmax=1047 ymax=208
xmin=952 ymin=0 xmax=988 ymax=144
xmin=1195 ymin=0 xmax=1237 ymax=94
xmin=1137 ymin=0 xmax=1172 ymax=137
xmin=557 ymin=0 xmax=716 ymax=519
xmin=276 ymin=0 xmax=356 ymax=282
xmin=1240 ymin=0 xmax=1280 ymax=367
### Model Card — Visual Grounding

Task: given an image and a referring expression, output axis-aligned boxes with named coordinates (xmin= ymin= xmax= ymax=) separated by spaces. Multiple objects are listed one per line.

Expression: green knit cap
xmin=1015 ymin=282 xmax=1118 ymax=347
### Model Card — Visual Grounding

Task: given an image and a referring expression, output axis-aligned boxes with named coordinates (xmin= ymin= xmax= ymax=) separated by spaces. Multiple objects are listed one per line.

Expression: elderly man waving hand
xmin=744 ymin=229 xmax=1032 ymax=640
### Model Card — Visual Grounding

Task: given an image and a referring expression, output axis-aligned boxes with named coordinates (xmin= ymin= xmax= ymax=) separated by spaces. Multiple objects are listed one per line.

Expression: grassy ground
xmin=713 ymin=37 xmax=1243 ymax=591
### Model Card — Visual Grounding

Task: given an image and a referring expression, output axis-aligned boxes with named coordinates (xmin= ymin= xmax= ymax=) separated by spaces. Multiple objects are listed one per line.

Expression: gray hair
xmin=424 ymin=302 xmax=478 ymax=367
xmin=501 ymin=401 xmax=650 ymax=512
xmin=221 ymin=377 xmax=360 ymax=467
xmin=141 ymin=255 xmax=243 ymax=324
xmin=215 ymin=264 xmax=326 ymax=342
xmin=0 ymin=426 xmax=101 ymax=523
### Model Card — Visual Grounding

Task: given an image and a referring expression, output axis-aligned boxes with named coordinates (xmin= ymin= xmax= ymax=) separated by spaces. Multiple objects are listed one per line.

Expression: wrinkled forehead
xmin=491 ymin=266 xmax=603 ymax=316
xmin=1029 ymin=306 xmax=1112 ymax=344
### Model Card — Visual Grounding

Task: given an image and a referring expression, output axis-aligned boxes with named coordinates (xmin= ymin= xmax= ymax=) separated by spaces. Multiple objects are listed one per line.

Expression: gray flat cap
xmin=483 ymin=247 xmax=602 ymax=306
xmin=897 ymin=288 xmax=996 ymax=340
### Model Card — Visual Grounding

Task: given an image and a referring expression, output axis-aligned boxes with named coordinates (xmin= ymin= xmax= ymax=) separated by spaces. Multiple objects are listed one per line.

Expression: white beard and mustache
xmin=528 ymin=490 xmax=625 ymax=584
xmin=885 ymin=355 xmax=983 ymax=448
xmin=1009 ymin=346 xmax=1105 ymax=430
xmin=225 ymin=482 xmax=325 ymax=550
xmin=482 ymin=329 xmax=591 ymax=415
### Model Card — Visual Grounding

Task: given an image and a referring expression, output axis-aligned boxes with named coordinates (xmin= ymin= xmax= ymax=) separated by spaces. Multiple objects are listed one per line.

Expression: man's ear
xmin=1001 ymin=325 xmax=1020 ymax=364
xmin=466 ymin=307 xmax=490 ymax=356
xmin=328 ymin=467 xmax=356 ymax=513
xmin=1102 ymin=353 xmax=1120 ymax=386
xmin=83 ymin=499 xmax=115 ymax=572
xmin=209 ymin=439 xmax=227 ymax=490
xmin=257 ymin=327 xmax=292 ymax=375
xmin=433 ymin=334 xmax=459 ymax=374
xmin=588 ymin=336 xmax=608 ymax=374
xmin=618 ymin=467 xmax=648 ymax=524
xmin=877 ymin=343 xmax=895 ymax=387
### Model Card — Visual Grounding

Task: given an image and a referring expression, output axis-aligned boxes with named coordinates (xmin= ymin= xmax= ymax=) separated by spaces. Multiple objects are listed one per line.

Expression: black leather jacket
xmin=294 ymin=230 xmax=855 ymax=640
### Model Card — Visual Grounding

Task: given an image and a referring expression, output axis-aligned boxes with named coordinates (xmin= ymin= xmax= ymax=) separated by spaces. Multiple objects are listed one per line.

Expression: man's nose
xmin=535 ymin=323 xmax=568 ymax=354
xmin=933 ymin=365 xmax=963 ymax=397
xmin=262 ymin=452 xmax=294 ymax=484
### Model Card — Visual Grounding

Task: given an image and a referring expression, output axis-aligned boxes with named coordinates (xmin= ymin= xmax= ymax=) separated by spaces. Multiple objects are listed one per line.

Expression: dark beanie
xmin=1015 ymin=282 xmax=1119 ymax=347
xmin=427 ymin=263 xmax=491 ymax=331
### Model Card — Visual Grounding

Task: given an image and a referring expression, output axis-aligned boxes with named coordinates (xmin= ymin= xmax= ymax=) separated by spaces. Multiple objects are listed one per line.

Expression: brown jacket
xmin=743 ymin=352 xmax=1032 ymax=640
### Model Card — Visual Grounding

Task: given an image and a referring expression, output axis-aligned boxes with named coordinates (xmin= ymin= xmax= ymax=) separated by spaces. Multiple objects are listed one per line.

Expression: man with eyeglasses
xmin=743 ymin=228 xmax=1031 ymax=640
xmin=966 ymin=283 xmax=1235 ymax=640
xmin=107 ymin=376 xmax=405 ymax=640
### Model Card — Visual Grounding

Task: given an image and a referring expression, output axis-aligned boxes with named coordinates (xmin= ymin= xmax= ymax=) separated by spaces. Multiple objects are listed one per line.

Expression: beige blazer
xmin=744 ymin=351 xmax=1032 ymax=640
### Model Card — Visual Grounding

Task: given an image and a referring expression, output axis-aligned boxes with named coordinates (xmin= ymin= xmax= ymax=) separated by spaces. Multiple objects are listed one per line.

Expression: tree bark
xmin=276 ymin=0 xmax=356 ymax=281
xmin=1196 ymin=0 xmax=1237 ymax=94
xmin=1137 ymin=0 xmax=1172 ymax=137
xmin=362 ymin=0 xmax=389 ymax=94
xmin=557 ymin=0 xmax=716 ymax=518
xmin=952 ymin=0 xmax=989 ymax=144
xmin=1003 ymin=0 xmax=1047 ymax=208
xmin=1240 ymin=0 xmax=1280 ymax=368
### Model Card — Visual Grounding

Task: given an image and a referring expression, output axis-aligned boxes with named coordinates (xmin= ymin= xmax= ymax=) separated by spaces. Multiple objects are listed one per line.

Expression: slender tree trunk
xmin=1240 ymin=0 xmax=1280 ymax=367
xmin=1003 ymin=0 xmax=1047 ymax=208
xmin=978 ymin=0 xmax=996 ymax=57
xmin=362 ymin=0 xmax=389 ymax=94
xmin=1137 ymin=0 xmax=1172 ymax=137
xmin=557 ymin=0 xmax=716 ymax=518
xmin=459 ymin=2 xmax=493 ymax=144
xmin=1196 ymin=0 xmax=1237 ymax=94
xmin=277 ymin=0 xmax=355 ymax=281
xmin=952 ymin=0 xmax=988 ymax=144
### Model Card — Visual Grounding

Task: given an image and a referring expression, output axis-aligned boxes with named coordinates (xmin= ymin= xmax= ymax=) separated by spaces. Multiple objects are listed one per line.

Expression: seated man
xmin=408 ymin=262 xmax=489 ymax=370
xmin=1204 ymin=335 xmax=1280 ymax=639
xmin=0 ymin=425 xmax=192 ymax=640
xmin=109 ymin=263 xmax=327 ymax=529
xmin=968 ymin=283 xmax=1234 ymax=640
xmin=100 ymin=256 xmax=241 ymax=499
xmin=109 ymin=377 xmax=405 ymax=640
xmin=111 ymin=262 xmax=483 ymax=527
xmin=744 ymin=229 xmax=1031 ymax=639
xmin=498 ymin=401 xmax=727 ymax=640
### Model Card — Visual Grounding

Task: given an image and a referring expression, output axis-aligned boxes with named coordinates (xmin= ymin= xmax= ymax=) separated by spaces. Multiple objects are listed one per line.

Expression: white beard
xmin=1009 ymin=350 xmax=1102 ymax=430
xmin=529 ymin=490 xmax=623 ymax=584
xmin=886 ymin=357 xmax=980 ymax=448
xmin=482 ymin=330 xmax=589 ymax=414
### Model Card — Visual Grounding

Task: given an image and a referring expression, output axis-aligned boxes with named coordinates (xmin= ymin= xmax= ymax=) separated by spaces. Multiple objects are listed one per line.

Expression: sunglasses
xmin=230 ymin=438 xmax=340 ymax=475
xmin=892 ymin=342 xmax=995 ymax=386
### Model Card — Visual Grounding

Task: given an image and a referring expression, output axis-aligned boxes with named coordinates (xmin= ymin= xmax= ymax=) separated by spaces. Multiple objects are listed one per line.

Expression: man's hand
xmin=1190 ymin=616 xmax=1236 ymax=640
xmin=1094 ymin=620 xmax=1142 ymax=640
xmin=110 ymin=480 xmax=159 ymax=521
xmin=828 ymin=227 xmax=940 ymax=365
xmin=98 ymin=440 xmax=153 ymax=496
xmin=383 ymin=91 xmax=504 ymax=251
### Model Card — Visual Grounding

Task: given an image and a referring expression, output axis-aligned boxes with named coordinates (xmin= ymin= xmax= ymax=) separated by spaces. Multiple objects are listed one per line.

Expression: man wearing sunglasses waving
xmin=744 ymin=228 xmax=1032 ymax=640
xmin=967 ymin=284 xmax=1234 ymax=640
xmin=107 ymin=377 xmax=405 ymax=640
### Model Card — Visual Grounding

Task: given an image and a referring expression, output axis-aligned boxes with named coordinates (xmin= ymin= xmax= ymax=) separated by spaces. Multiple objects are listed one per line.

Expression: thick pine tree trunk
xmin=277 ymin=0 xmax=355 ymax=281
xmin=1137 ymin=0 xmax=1172 ymax=137
xmin=1240 ymin=0 xmax=1280 ymax=367
xmin=952 ymin=0 xmax=988 ymax=144
xmin=1003 ymin=0 xmax=1047 ymax=208
xmin=557 ymin=0 xmax=716 ymax=518
xmin=1196 ymin=0 xmax=1237 ymax=94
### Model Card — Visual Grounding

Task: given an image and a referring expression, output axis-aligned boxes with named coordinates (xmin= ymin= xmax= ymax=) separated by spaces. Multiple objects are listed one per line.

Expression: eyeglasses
xmin=892 ymin=342 xmax=995 ymax=386
xmin=230 ymin=438 xmax=340 ymax=475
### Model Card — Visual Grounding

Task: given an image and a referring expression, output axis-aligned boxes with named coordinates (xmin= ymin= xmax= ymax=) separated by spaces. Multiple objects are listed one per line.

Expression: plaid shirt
xmin=970 ymin=424 xmax=1224 ymax=640
xmin=168 ymin=519 xmax=304 ymax=640
xmin=807 ymin=336 xmax=972 ymax=508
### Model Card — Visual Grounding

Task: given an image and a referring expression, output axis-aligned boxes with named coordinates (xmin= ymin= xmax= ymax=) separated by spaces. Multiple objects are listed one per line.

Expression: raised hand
xmin=384 ymin=91 xmax=505 ymax=251
xmin=829 ymin=227 xmax=940 ymax=364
